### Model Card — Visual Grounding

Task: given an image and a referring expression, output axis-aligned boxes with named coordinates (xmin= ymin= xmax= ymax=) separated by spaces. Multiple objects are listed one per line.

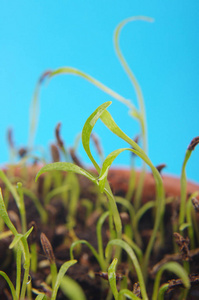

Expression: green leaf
xmin=114 ymin=16 xmax=153 ymax=137
xmin=51 ymin=260 xmax=77 ymax=300
xmin=49 ymin=67 xmax=132 ymax=108
xmin=9 ymin=233 xmax=23 ymax=249
xmin=108 ymin=258 xmax=118 ymax=300
xmin=9 ymin=227 xmax=33 ymax=249
xmin=16 ymin=182 xmax=27 ymax=234
xmin=105 ymin=239 xmax=148 ymax=300
xmin=0 ymin=170 xmax=21 ymax=209
xmin=99 ymin=108 xmax=165 ymax=277
xmin=0 ymin=271 xmax=18 ymax=300
xmin=0 ymin=188 xmax=18 ymax=236
xmin=44 ymin=184 xmax=70 ymax=205
xmin=118 ymin=289 xmax=141 ymax=300
xmin=179 ymin=223 xmax=191 ymax=231
xmin=70 ymin=240 xmax=100 ymax=267
xmin=35 ymin=162 xmax=97 ymax=184
xmin=28 ymin=71 xmax=51 ymax=148
xmin=35 ymin=294 xmax=47 ymax=300
xmin=24 ymin=226 xmax=34 ymax=239
xmin=122 ymin=234 xmax=143 ymax=263
xmin=157 ymin=283 xmax=169 ymax=300
xmin=23 ymin=188 xmax=48 ymax=223
xmin=82 ymin=101 xmax=111 ymax=172
xmin=60 ymin=275 xmax=86 ymax=300
xmin=152 ymin=262 xmax=190 ymax=300
xmin=98 ymin=148 xmax=137 ymax=192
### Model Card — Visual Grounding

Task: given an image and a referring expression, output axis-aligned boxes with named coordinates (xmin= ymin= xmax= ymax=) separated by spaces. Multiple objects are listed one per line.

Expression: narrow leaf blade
xmin=60 ymin=275 xmax=86 ymax=300
xmin=51 ymin=260 xmax=77 ymax=300
xmin=35 ymin=162 xmax=97 ymax=184
xmin=82 ymin=101 xmax=111 ymax=172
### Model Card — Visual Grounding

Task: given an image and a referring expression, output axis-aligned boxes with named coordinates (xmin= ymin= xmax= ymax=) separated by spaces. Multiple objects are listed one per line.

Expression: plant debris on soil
xmin=0 ymin=164 xmax=199 ymax=299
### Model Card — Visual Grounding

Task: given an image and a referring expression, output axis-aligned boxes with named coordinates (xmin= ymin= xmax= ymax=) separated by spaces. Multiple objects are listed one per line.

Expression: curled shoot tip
xmin=187 ymin=136 xmax=199 ymax=151
xmin=38 ymin=70 xmax=52 ymax=85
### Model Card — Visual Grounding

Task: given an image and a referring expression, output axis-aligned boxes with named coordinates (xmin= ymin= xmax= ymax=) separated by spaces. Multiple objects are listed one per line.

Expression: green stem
xmin=16 ymin=182 xmax=27 ymax=234
xmin=104 ymin=186 xmax=122 ymax=240
xmin=96 ymin=211 xmax=110 ymax=271
xmin=186 ymin=192 xmax=199 ymax=249
xmin=50 ymin=262 xmax=58 ymax=290
xmin=16 ymin=245 xmax=22 ymax=298
xmin=106 ymin=239 xmax=148 ymax=300
xmin=30 ymin=243 xmax=38 ymax=273
xmin=179 ymin=150 xmax=191 ymax=227
xmin=114 ymin=16 xmax=154 ymax=209
xmin=20 ymin=236 xmax=31 ymax=300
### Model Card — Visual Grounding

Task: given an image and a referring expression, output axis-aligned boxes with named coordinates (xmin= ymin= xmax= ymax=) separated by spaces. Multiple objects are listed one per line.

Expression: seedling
xmin=0 ymin=188 xmax=33 ymax=300
xmin=179 ymin=136 xmax=199 ymax=228
xmin=1 ymin=15 xmax=199 ymax=300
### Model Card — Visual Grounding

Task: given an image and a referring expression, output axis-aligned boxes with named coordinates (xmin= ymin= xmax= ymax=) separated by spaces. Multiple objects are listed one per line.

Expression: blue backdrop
xmin=1 ymin=1 xmax=198 ymax=182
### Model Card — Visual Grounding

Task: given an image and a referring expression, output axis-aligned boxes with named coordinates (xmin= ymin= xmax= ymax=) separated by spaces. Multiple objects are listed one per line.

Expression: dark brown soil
xmin=0 ymin=165 xmax=199 ymax=299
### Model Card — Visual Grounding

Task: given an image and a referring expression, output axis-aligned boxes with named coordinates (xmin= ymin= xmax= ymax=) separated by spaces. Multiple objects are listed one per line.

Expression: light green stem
xmin=16 ymin=182 xmax=27 ymax=234
xmin=179 ymin=150 xmax=191 ymax=227
xmin=50 ymin=262 xmax=58 ymax=290
xmin=96 ymin=211 xmax=110 ymax=271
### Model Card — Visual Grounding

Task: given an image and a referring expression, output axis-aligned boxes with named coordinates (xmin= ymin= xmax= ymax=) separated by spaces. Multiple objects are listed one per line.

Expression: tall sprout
xmin=179 ymin=137 xmax=199 ymax=228
xmin=114 ymin=16 xmax=154 ymax=209
xmin=30 ymin=17 xmax=153 ymax=204
xmin=36 ymin=101 xmax=165 ymax=279
xmin=98 ymin=105 xmax=165 ymax=276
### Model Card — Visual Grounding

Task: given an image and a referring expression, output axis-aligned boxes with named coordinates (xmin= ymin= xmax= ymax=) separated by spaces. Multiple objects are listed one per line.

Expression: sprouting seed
xmin=173 ymin=232 xmax=190 ymax=261
xmin=187 ymin=136 xmax=199 ymax=151
xmin=95 ymin=271 xmax=123 ymax=281
xmin=7 ymin=128 xmax=14 ymax=149
xmin=134 ymin=135 xmax=139 ymax=143
xmin=69 ymin=148 xmax=84 ymax=168
xmin=131 ymin=135 xmax=140 ymax=156
xmin=191 ymin=197 xmax=199 ymax=213
xmin=28 ymin=221 xmax=37 ymax=244
xmin=18 ymin=147 xmax=28 ymax=158
xmin=133 ymin=282 xmax=141 ymax=298
xmin=91 ymin=133 xmax=103 ymax=156
xmin=38 ymin=70 xmax=52 ymax=84
xmin=50 ymin=144 xmax=60 ymax=162
xmin=156 ymin=163 xmax=166 ymax=174
xmin=40 ymin=232 xmax=55 ymax=264
xmin=55 ymin=122 xmax=64 ymax=149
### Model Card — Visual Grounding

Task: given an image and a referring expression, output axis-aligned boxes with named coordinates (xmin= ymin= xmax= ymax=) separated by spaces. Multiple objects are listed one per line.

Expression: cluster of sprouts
xmin=0 ymin=16 xmax=199 ymax=300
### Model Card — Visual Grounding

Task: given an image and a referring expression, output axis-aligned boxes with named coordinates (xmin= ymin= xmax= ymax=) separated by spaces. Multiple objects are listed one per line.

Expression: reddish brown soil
xmin=0 ymin=166 xmax=199 ymax=299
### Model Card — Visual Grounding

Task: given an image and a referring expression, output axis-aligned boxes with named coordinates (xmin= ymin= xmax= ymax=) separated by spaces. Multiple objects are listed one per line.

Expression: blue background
xmin=0 ymin=1 xmax=198 ymax=182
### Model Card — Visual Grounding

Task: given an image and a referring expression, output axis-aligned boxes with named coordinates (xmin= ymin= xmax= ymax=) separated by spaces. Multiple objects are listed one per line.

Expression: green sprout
xmin=179 ymin=136 xmax=199 ymax=228
xmin=114 ymin=16 xmax=154 ymax=210
xmin=152 ymin=261 xmax=190 ymax=300
xmin=35 ymin=102 xmax=123 ymax=243
xmin=40 ymin=232 xmax=77 ymax=299
xmin=105 ymin=239 xmax=148 ymax=300
xmin=0 ymin=188 xmax=33 ymax=300
xmin=35 ymin=100 xmax=165 ymax=279
xmin=30 ymin=16 xmax=154 ymax=213
xmin=70 ymin=210 xmax=110 ymax=272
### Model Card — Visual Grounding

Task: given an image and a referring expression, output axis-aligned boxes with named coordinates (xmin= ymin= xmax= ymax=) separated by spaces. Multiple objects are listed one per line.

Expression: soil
xmin=0 ymin=165 xmax=199 ymax=299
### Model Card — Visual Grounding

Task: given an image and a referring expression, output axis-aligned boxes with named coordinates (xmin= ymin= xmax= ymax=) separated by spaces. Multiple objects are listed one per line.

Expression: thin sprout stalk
xmin=179 ymin=137 xmax=199 ymax=228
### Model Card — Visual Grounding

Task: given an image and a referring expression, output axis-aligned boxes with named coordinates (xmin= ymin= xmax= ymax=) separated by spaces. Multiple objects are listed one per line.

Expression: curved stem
xmin=114 ymin=16 xmax=154 ymax=209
